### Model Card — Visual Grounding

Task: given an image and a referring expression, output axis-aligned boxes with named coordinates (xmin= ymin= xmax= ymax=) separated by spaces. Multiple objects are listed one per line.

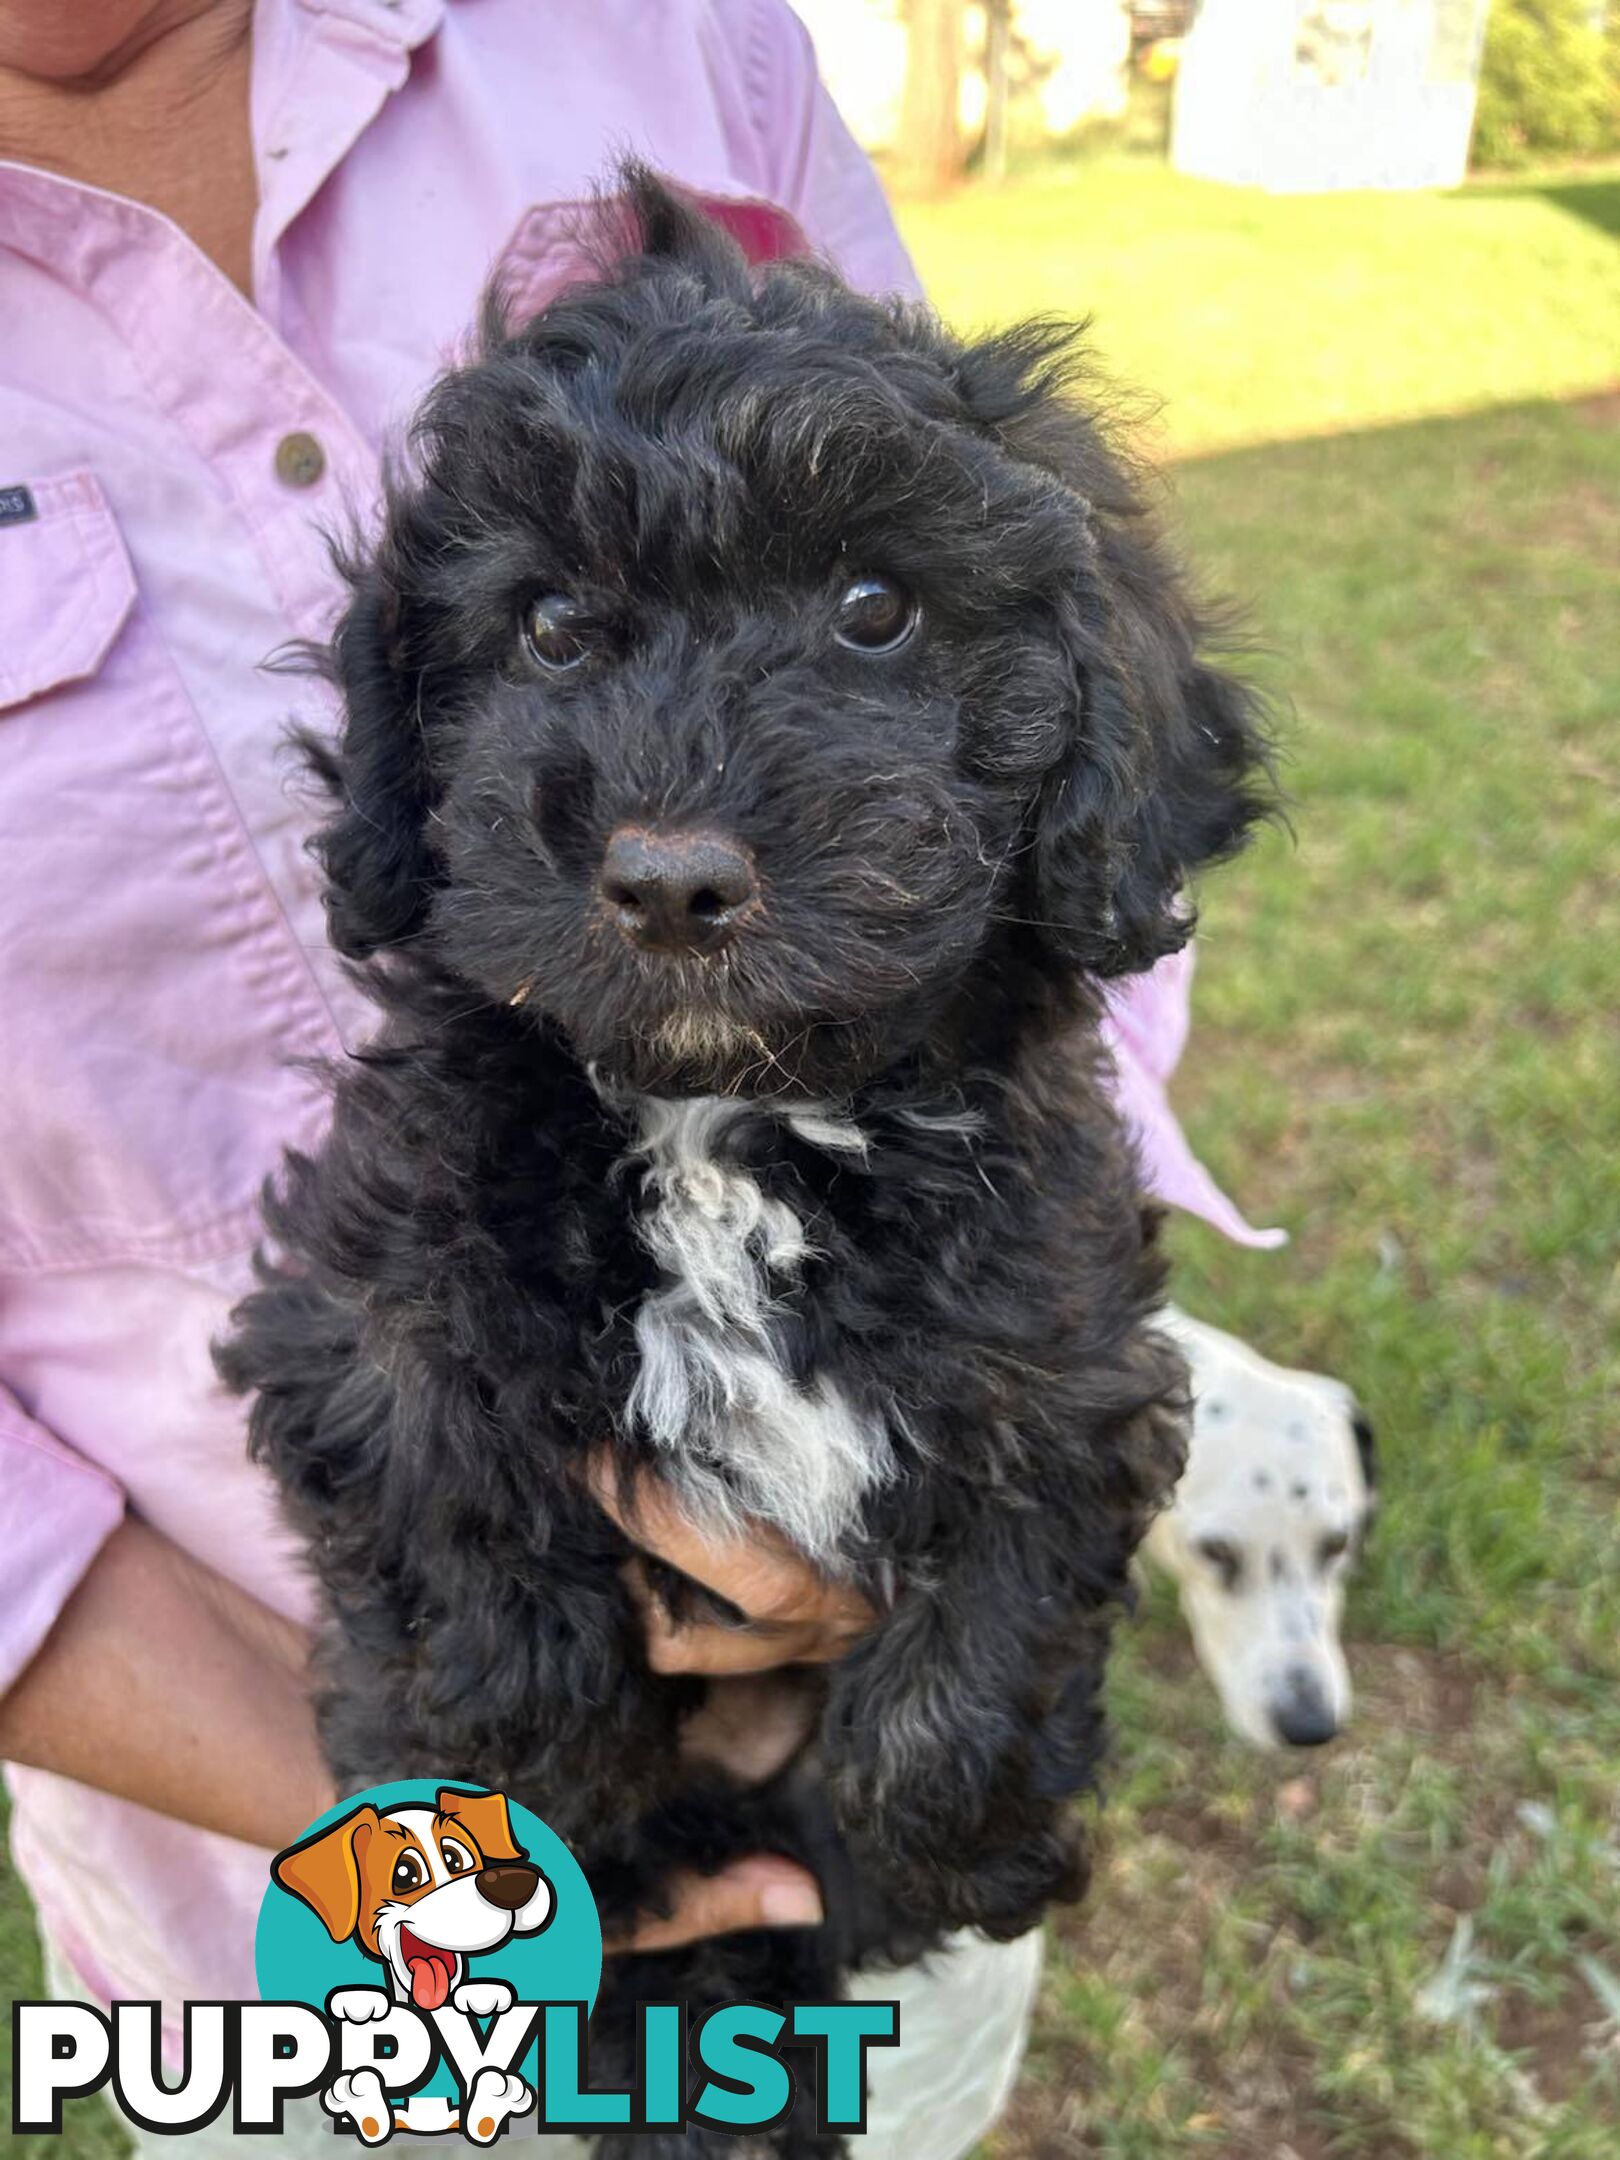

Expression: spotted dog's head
xmin=310 ymin=164 xmax=1271 ymax=1098
xmin=1147 ymin=1318 xmax=1376 ymax=1749
xmin=271 ymin=1788 xmax=554 ymax=2009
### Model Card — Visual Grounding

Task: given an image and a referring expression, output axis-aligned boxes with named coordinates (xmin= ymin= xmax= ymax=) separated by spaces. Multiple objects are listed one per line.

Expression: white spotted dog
xmin=1144 ymin=1308 xmax=1376 ymax=1749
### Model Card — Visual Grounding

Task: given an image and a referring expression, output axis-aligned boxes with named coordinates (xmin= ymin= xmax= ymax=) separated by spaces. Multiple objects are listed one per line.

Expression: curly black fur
xmin=219 ymin=169 xmax=1272 ymax=2154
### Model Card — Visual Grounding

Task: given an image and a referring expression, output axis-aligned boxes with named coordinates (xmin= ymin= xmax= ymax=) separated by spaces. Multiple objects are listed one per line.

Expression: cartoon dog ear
xmin=435 ymin=1788 xmax=526 ymax=1864
xmin=271 ymin=1805 xmax=381 ymax=1942
xmin=303 ymin=551 xmax=441 ymax=962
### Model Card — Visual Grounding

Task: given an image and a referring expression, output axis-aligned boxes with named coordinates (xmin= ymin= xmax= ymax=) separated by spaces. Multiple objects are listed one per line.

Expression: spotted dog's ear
xmin=271 ymin=1805 xmax=381 ymax=1942
xmin=1351 ymin=1406 xmax=1378 ymax=1500
xmin=436 ymin=1787 xmax=526 ymax=1865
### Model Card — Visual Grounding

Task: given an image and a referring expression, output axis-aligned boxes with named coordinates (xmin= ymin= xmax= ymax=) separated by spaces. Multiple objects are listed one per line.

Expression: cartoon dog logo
xmin=271 ymin=1786 xmax=555 ymax=2142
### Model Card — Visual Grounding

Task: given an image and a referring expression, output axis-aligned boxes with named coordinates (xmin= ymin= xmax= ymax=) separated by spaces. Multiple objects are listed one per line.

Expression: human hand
xmin=586 ymin=1458 xmax=881 ymax=1949
xmin=586 ymin=1458 xmax=876 ymax=1676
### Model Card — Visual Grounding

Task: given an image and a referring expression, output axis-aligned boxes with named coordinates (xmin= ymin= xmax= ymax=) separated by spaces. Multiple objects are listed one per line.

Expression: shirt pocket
xmin=0 ymin=471 xmax=335 ymax=1273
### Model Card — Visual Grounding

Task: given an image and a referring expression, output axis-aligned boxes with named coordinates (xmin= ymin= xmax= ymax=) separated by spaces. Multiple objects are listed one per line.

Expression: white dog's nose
xmin=1271 ymin=1668 xmax=1338 ymax=1747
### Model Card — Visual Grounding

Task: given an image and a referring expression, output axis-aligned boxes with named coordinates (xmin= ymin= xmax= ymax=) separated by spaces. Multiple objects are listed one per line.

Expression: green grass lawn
xmin=982 ymin=390 xmax=1620 ymax=2160
xmin=912 ymin=165 xmax=1620 ymax=2159
xmin=902 ymin=160 xmax=1620 ymax=458
xmin=4 ymin=164 xmax=1618 ymax=2158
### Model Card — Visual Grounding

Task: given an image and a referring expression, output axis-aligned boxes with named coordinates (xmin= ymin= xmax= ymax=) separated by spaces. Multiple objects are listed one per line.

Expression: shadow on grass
xmin=1535 ymin=178 xmax=1620 ymax=241
xmin=1468 ymin=173 xmax=1620 ymax=241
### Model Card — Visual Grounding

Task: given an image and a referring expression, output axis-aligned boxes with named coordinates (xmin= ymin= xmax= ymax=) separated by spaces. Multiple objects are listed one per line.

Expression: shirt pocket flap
xmin=0 ymin=472 xmax=137 ymax=712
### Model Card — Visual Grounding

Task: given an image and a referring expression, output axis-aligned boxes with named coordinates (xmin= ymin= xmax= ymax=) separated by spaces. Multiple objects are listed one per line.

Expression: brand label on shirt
xmin=0 ymin=484 xmax=38 ymax=527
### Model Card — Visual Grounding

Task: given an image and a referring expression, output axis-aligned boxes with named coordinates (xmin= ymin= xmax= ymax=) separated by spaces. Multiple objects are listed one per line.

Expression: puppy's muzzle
xmin=477 ymin=1862 xmax=543 ymax=1910
xmin=599 ymin=825 xmax=757 ymax=956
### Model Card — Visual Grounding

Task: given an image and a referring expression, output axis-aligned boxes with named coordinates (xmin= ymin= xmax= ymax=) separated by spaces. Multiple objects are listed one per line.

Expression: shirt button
xmin=275 ymin=431 xmax=327 ymax=489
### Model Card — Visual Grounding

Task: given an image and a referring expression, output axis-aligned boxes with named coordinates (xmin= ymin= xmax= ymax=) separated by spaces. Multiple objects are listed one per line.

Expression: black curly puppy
xmin=220 ymin=168 xmax=1270 ymax=2154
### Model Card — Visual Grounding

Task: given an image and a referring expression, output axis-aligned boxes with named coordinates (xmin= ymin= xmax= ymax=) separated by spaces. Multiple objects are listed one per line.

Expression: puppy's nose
xmin=476 ymin=1862 xmax=541 ymax=1911
xmin=599 ymin=826 xmax=757 ymax=955
xmin=1270 ymin=1669 xmax=1339 ymax=1748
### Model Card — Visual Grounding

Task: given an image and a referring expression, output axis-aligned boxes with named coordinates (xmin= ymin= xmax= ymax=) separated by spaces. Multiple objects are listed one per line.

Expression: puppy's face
xmin=1151 ymin=1365 xmax=1376 ymax=1749
xmin=318 ymin=171 xmax=1269 ymax=1095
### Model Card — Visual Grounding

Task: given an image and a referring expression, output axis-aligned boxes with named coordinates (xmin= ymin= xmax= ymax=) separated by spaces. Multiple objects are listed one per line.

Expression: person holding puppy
xmin=0 ymin=1 xmax=1286 ymax=2151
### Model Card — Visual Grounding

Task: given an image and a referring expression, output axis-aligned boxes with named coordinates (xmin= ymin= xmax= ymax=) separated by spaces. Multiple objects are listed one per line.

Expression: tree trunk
xmin=983 ymin=0 xmax=1012 ymax=185
xmin=895 ymin=0 xmax=968 ymax=197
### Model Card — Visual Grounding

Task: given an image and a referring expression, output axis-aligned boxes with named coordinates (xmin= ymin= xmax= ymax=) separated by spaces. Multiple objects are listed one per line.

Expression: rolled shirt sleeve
xmin=1104 ymin=948 xmax=1286 ymax=1248
xmin=0 ymin=1384 xmax=125 ymax=1699
xmin=734 ymin=0 xmax=926 ymax=300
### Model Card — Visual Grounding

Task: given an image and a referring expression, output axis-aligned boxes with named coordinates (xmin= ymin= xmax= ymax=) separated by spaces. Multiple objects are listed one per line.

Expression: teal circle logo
xmin=256 ymin=1781 xmax=601 ymax=2112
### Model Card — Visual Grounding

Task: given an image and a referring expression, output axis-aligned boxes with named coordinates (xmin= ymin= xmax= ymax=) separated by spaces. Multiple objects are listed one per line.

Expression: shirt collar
xmin=250 ymin=0 xmax=447 ymax=311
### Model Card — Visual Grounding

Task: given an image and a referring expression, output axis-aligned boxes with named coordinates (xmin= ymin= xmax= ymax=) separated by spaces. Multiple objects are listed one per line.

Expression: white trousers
xmin=45 ymin=1925 xmax=1041 ymax=2159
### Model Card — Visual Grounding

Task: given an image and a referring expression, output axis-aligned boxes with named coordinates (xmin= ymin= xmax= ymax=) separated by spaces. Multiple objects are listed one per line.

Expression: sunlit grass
xmin=901 ymin=164 xmax=1620 ymax=456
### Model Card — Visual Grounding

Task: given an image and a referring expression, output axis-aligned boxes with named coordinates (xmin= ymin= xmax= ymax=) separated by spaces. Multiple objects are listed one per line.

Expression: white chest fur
xmin=618 ymin=1095 xmax=891 ymax=1565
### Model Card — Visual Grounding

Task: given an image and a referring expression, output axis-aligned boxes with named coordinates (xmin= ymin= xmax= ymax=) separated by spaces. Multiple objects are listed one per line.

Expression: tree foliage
xmin=1471 ymin=0 xmax=1620 ymax=168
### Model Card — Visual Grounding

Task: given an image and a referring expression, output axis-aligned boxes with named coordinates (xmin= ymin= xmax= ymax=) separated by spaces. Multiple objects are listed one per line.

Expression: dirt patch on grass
xmin=1528 ymin=477 xmax=1620 ymax=553
xmin=1496 ymin=1984 xmax=1615 ymax=2107
xmin=1572 ymin=385 xmax=1620 ymax=429
xmin=1351 ymin=1642 xmax=1482 ymax=1744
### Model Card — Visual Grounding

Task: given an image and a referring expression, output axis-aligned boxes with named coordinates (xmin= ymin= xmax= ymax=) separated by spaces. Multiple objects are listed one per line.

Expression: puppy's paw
xmin=322 ymin=2069 xmax=394 ymax=2144
xmin=462 ymin=2067 xmax=532 ymax=2144
xmin=327 ymin=1986 xmax=392 ymax=2024
xmin=451 ymin=1977 xmax=515 ymax=2019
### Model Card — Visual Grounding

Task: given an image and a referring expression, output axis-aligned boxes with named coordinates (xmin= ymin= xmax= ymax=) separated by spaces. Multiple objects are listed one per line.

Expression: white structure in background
xmin=790 ymin=1 xmax=1131 ymax=156
xmin=1172 ymin=0 xmax=1492 ymax=192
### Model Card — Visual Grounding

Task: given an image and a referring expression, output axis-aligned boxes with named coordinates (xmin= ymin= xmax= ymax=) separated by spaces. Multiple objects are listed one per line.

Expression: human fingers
xmin=589 ymin=1458 xmax=874 ymax=1649
xmin=602 ymin=1857 xmax=823 ymax=1953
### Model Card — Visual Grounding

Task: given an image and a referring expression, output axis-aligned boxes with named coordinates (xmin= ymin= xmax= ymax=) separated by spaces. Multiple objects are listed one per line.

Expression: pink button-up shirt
xmin=0 ymin=0 xmax=1279 ymax=2023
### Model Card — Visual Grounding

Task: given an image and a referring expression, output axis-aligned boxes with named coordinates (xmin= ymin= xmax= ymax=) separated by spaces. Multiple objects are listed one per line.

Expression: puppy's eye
xmin=391 ymin=1851 xmax=426 ymax=1896
xmin=523 ymin=593 xmax=593 ymax=672
xmin=833 ymin=573 xmax=918 ymax=655
xmin=1194 ymin=1537 xmax=1243 ymax=1590
xmin=1318 ymin=1531 xmax=1351 ymax=1566
xmin=440 ymin=1838 xmax=475 ymax=1876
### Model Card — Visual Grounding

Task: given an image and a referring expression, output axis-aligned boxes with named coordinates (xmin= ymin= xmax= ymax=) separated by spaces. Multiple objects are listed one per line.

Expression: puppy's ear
xmin=436 ymin=1787 xmax=527 ymax=1865
xmin=1032 ymin=649 xmax=1271 ymax=976
xmin=953 ymin=324 xmax=1275 ymax=977
xmin=271 ymin=1805 xmax=380 ymax=1942
xmin=615 ymin=160 xmax=752 ymax=297
xmin=307 ymin=560 xmax=439 ymax=960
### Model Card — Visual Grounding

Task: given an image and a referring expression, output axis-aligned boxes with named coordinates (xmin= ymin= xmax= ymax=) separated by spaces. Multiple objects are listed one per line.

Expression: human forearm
xmin=0 ymin=1515 xmax=333 ymax=1850
xmin=0 ymin=1504 xmax=827 ymax=1942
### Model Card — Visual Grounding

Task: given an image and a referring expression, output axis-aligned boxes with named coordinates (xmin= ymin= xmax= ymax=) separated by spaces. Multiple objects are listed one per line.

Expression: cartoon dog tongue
xmin=400 ymin=1931 xmax=456 ymax=2010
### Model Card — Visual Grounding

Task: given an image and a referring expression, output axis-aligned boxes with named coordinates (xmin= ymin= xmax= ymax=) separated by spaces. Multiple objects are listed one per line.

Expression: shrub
xmin=1470 ymin=0 xmax=1620 ymax=170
